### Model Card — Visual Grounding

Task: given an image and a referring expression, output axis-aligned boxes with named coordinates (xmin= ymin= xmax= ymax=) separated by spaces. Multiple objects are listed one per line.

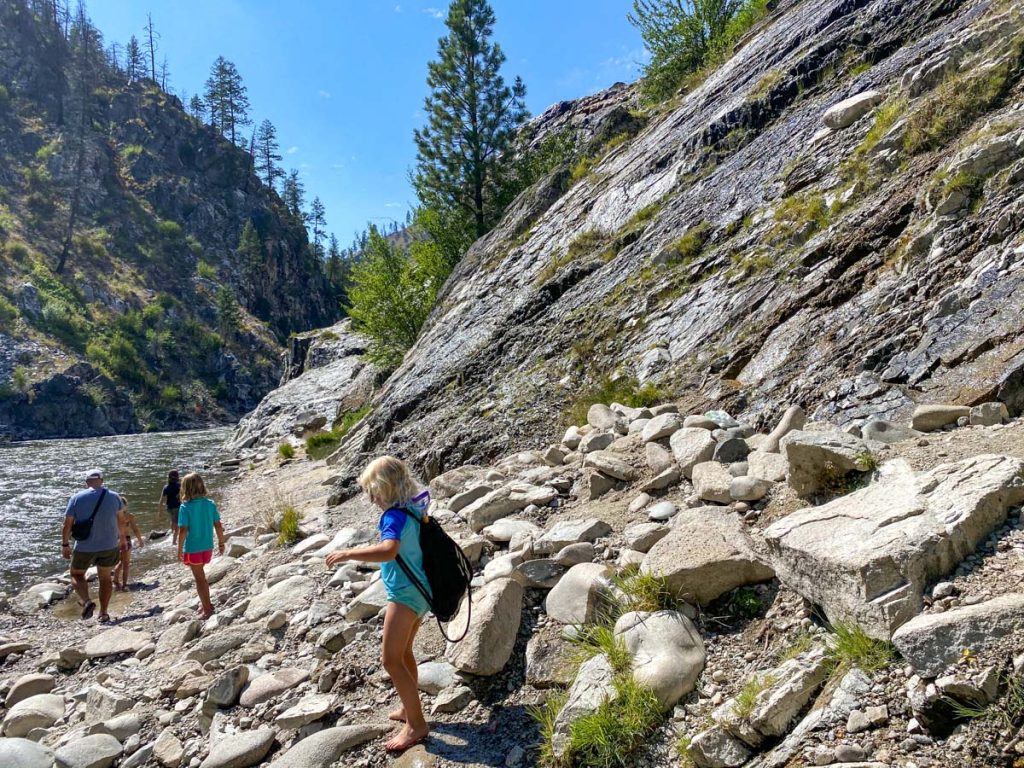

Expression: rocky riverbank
xmin=2 ymin=390 xmax=1024 ymax=768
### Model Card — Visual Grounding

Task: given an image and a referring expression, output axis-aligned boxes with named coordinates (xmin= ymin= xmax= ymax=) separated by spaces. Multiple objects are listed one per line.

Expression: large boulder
xmin=6 ymin=673 xmax=56 ymax=708
xmin=822 ymin=90 xmax=882 ymax=129
xmin=764 ymin=456 xmax=1024 ymax=638
xmin=892 ymin=594 xmax=1024 ymax=677
xmin=642 ymin=413 xmax=685 ymax=442
xmin=463 ymin=483 xmax=558 ymax=532
xmin=275 ymin=694 xmax=334 ymax=730
xmin=861 ymin=420 xmax=920 ymax=445
xmin=269 ymin=725 xmax=390 ymax=767
xmin=446 ymin=578 xmax=523 ymax=676
xmin=911 ymin=404 xmax=971 ymax=432
xmin=641 ymin=508 xmax=773 ymax=605
xmin=761 ymin=406 xmax=806 ymax=453
xmin=245 ymin=575 xmax=315 ymax=620
xmin=780 ymin=430 xmax=870 ymax=497
xmin=239 ymin=668 xmax=309 ymax=708
xmin=614 ymin=610 xmax=705 ymax=710
xmin=2 ymin=693 xmax=65 ymax=737
xmin=0 ymin=738 xmax=54 ymax=768
xmin=526 ymin=635 xmax=577 ymax=689
xmin=583 ymin=451 xmax=638 ymax=481
xmin=533 ymin=518 xmax=612 ymax=555
xmin=86 ymin=685 xmax=133 ymax=721
xmin=747 ymin=451 xmax=788 ymax=483
xmin=83 ymin=627 xmax=151 ymax=659
xmin=54 ymin=733 xmax=122 ymax=768
xmin=669 ymin=428 xmax=716 ymax=478
xmin=185 ymin=625 xmax=254 ymax=663
xmin=199 ymin=728 xmax=275 ymax=768
xmin=345 ymin=578 xmax=388 ymax=621
xmin=545 ymin=563 xmax=614 ymax=624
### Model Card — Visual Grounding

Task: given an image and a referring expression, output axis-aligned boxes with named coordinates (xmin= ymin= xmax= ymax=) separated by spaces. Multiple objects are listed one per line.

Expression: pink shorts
xmin=182 ymin=550 xmax=212 ymax=566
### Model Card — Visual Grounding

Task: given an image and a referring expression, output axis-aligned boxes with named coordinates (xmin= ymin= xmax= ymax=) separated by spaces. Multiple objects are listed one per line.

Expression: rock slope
xmin=322 ymin=0 xmax=1024 ymax=491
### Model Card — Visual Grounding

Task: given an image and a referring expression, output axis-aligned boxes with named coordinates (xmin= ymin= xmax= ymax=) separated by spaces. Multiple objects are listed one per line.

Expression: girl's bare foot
xmin=388 ymin=707 xmax=407 ymax=722
xmin=384 ymin=723 xmax=428 ymax=752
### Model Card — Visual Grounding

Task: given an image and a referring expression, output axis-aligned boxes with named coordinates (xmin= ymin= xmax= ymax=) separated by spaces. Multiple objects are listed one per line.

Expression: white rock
xmin=54 ymin=733 xmax=122 ymax=768
xmin=2 ymin=693 xmax=65 ymax=737
xmin=822 ymin=90 xmax=882 ymax=129
xmin=911 ymin=403 xmax=972 ymax=432
xmin=6 ymin=673 xmax=55 ymax=708
xmin=463 ymin=483 xmax=558 ymax=532
xmin=583 ymin=451 xmax=638 ymax=481
xmin=551 ymin=654 xmax=617 ymax=759
xmin=268 ymin=724 xmax=390 ymax=767
xmin=446 ymin=578 xmax=523 ymax=676
xmin=747 ymin=451 xmax=788 ymax=483
xmin=642 ymin=413 xmax=685 ymax=442
xmin=624 ymin=522 xmax=669 ymax=553
xmin=692 ymin=462 xmax=733 ymax=504
xmin=647 ymin=501 xmax=678 ymax=522
xmin=545 ymin=563 xmax=613 ymax=624
xmin=780 ymin=430 xmax=869 ymax=497
xmin=0 ymin=738 xmax=54 ymax=768
xmin=615 ymin=610 xmax=705 ymax=710
xmin=765 ymin=456 xmax=1024 ymax=638
xmin=199 ymin=727 xmax=275 ymax=768
xmin=275 ymin=694 xmax=334 ymax=729
xmin=670 ymin=428 xmax=716 ymax=478
xmin=417 ymin=661 xmax=459 ymax=695
xmin=244 ymin=575 xmax=315 ymax=620
xmin=345 ymin=578 xmax=388 ymax=621
xmin=534 ymin=518 xmax=612 ymax=555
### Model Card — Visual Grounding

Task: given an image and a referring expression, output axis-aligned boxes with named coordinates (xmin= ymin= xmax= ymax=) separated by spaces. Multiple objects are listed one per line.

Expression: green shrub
xmin=770 ymin=193 xmax=828 ymax=242
xmin=120 ymin=144 xmax=143 ymax=161
xmin=567 ymin=376 xmax=665 ymax=426
xmin=38 ymin=297 xmax=89 ymax=348
xmin=664 ymin=221 xmax=712 ymax=265
xmin=156 ymin=219 xmax=184 ymax=240
xmin=630 ymin=0 xmax=772 ymax=103
xmin=12 ymin=365 xmax=30 ymax=393
xmin=278 ymin=441 xmax=295 ymax=459
xmin=196 ymin=260 xmax=218 ymax=280
xmin=276 ymin=504 xmax=302 ymax=545
xmin=0 ymin=294 xmax=19 ymax=328
xmin=0 ymin=84 xmax=9 ymax=106
xmin=4 ymin=241 xmax=31 ymax=261
xmin=570 ymin=155 xmax=597 ymax=184
xmin=305 ymin=405 xmax=371 ymax=460
xmin=615 ymin=570 xmax=683 ymax=614
xmin=729 ymin=586 xmax=764 ymax=618
xmin=904 ymin=37 xmax=1023 ymax=154
xmin=159 ymin=385 xmax=182 ymax=405
xmin=827 ymin=621 xmax=895 ymax=674
xmin=87 ymin=332 xmax=148 ymax=385
xmin=560 ymin=675 xmax=663 ymax=767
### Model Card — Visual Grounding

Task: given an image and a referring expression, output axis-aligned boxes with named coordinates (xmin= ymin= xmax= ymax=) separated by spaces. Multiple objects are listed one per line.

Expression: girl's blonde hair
xmin=181 ymin=472 xmax=208 ymax=502
xmin=358 ymin=456 xmax=418 ymax=509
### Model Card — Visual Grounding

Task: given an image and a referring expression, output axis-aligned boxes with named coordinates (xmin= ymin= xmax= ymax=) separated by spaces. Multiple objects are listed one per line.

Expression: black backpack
xmin=394 ymin=506 xmax=473 ymax=642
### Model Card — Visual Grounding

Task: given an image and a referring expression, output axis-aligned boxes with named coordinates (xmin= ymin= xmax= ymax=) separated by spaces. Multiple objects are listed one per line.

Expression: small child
xmin=177 ymin=473 xmax=225 ymax=619
xmin=113 ymin=494 xmax=145 ymax=591
xmin=325 ymin=456 xmax=431 ymax=752
xmin=159 ymin=470 xmax=182 ymax=546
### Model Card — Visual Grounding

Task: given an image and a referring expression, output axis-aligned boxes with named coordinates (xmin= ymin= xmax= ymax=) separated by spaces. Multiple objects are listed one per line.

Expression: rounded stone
xmin=648 ymin=501 xmax=678 ymax=522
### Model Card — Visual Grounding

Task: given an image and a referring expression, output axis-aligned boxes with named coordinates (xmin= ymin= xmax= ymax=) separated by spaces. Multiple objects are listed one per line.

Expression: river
xmin=0 ymin=427 xmax=231 ymax=594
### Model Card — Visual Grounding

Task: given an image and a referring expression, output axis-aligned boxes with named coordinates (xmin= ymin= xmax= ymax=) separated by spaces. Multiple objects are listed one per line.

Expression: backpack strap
xmin=85 ymin=488 xmax=108 ymax=523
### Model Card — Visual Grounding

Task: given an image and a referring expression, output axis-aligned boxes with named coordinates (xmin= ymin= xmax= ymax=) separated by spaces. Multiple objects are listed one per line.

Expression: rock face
xmin=764 ymin=456 xmax=1024 ymax=638
xmin=446 ymin=578 xmax=523 ymax=676
xmin=642 ymin=507 xmax=774 ymax=605
xmin=614 ymin=610 xmax=705 ymax=710
xmin=892 ymin=594 xmax=1024 ymax=677
xmin=226 ymin=321 xmax=374 ymax=453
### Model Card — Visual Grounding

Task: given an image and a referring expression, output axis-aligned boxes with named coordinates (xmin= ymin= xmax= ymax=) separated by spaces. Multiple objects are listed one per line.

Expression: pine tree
xmin=413 ymin=0 xmax=529 ymax=243
xmin=310 ymin=197 xmax=326 ymax=259
xmin=144 ymin=13 xmax=158 ymax=82
xmin=204 ymin=57 xmax=250 ymax=144
xmin=325 ymin=233 xmax=342 ymax=281
xmin=159 ymin=54 xmax=170 ymax=90
xmin=56 ymin=1 xmax=104 ymax=273
xmin=254 ymin=119 xmax=283 ymax=190
xmin=281 ymin=170 xmax=306 ymax=222
xmin=188 ymin=94 xmax=205 ymax=121
xmin=215 ymin=285 xmax=241 ymax=338
xmin=125 ymin=34 xmax=143 ymax=82
xmin=237 ymin=220 xmax=262 ymax=275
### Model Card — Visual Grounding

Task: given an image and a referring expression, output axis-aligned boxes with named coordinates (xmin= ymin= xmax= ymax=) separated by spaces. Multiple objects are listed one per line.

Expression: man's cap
xmin=84 ymin=468 xmax=104 ymax=481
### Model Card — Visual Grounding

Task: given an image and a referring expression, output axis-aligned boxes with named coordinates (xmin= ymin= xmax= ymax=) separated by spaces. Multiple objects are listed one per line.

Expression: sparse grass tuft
xmin=733 ymin=673 xmax=777 ymax=719
xmin=276 ymin=504 xmax=303 ymax=546
xmin=770 ymin=193 xmax=828 ymax=243
xmin=570 ymin=625 xmax=634 ymax=675
xmin=304 ymin=405 xmax=370 ymax=460
xmin=948 ymin=674 xmax=1024 ymax=731
xmin=828 ymin=621 xmax=895 ymax=674
xmin=778 ymin=632 xmax=816 ymax=662
xmin=663 ymin=222 xmax=712 ymax=266
xmin=196 ymin=259 xmax=218 ymax=280
xmin=615 ymin=570 xmax=684 ymax=614
xmin=904 ymin=36 xmax=1023 ymax=154
xmin=277 ymin=441 xmax=295 ymax=460
xmin=530 ymin=692 xmax=568 ymax=768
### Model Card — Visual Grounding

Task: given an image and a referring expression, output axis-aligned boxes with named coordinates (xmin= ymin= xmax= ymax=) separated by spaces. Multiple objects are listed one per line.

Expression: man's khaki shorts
xmin=70 ymin=547 xmax=120 ymax=572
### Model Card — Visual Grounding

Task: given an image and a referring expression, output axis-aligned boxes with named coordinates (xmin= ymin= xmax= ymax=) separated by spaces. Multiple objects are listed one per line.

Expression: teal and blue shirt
xmin=178 ymin=497 xmax=220 ymax=554
xmin=380 ymin=491 xmax=432 ymax=617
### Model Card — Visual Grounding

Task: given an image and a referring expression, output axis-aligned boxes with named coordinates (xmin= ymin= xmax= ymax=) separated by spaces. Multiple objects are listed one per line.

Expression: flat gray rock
xmin=244 ymin=575 xmax=314 ymax=620
xmin=54 ymin=733 xmax=122 ymax=768
xmin=270 ymin=724 xmax=390 ymax=767
xmin=533 ymin=518 xmax=611 ymax=555
xmin=199 ymin=727 xmax=275 ymax=768
xmin=0 ymin=737 xmax=54 ymax=768
xmin=765 ymin=456 xmax=1024 ymax=638
xmin=892 ymin=594 xmax=1024 ymax=677
xmin=239 ymin=667 xmax=309 ymax=708
xmin=83 ymin=628 xmax=151 ymax=659
xmin=417 ymin=661 xmax=459 ymax=695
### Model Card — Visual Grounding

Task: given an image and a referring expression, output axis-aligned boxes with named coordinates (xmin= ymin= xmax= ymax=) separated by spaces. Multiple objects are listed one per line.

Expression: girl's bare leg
xmin=382 ymin=604 xmax=428 ymax=750
xmin=389 ymin=616 xmax=422 ymax=722
xmin=190 ymin=563 xmax=213 ymax=616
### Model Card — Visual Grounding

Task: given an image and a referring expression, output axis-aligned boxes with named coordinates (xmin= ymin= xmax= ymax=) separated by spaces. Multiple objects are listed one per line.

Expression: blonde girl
xmin=326 ymin=456 xmax=431 ymax=752
xmin=177 ymin=473 xmax=225 ymax=619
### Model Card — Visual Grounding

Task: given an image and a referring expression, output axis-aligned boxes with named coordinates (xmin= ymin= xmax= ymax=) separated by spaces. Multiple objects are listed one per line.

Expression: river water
xmin=0 ymin=428 xmax=231 ymax=594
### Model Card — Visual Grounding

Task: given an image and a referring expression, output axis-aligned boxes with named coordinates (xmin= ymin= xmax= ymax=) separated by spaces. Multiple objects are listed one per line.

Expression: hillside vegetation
xmin=0 ymin=1 xmax=338 ymax=438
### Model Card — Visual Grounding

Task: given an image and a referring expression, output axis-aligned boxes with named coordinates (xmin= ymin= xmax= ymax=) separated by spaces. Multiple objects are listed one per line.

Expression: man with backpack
xmin=61 ymin=468 xmax=127 ymax=623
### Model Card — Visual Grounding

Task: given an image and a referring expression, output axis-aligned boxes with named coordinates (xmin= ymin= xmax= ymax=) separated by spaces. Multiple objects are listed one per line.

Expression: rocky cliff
xmin=0 ymin=1 xmax=338 ymax=439
xmin=318 ymin=0 xmax=1024 ymax=492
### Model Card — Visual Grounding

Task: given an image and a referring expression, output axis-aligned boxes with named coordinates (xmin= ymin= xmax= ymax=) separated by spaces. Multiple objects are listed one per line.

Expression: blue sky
xmin=85 ymin=0 xmax=646 ymax=247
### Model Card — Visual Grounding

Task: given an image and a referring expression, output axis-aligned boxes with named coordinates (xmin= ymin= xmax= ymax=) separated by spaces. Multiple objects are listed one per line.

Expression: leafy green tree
xmin=254 ymin=119 xmax=283 ymax=190
xmin=204 ymin=56 xmax=250 ymax=144
xmin=346 ymin=226 xmax=442 ymax=369
xmin=629 ymin=0 xmax=769 ymax=102
xmin=413 ymin=0 xmax=529 ymax=242
xmin=188 ymin=94 xmax=205 ymax=121
xmin=215 ymin=285 xmax=241 ymax=337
